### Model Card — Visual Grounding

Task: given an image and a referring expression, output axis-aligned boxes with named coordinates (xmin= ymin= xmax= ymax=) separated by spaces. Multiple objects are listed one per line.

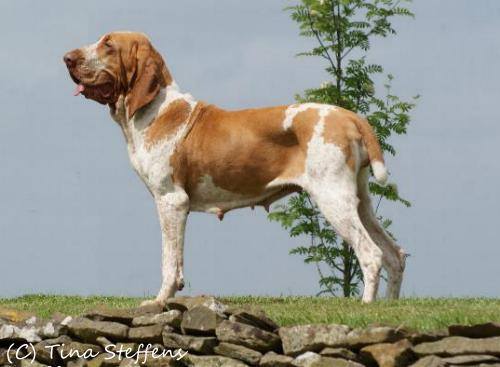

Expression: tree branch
xmin=305 ymin=6 xmax=338 ymax=76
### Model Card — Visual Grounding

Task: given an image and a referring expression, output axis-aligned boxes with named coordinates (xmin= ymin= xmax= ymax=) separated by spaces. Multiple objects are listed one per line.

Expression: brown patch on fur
xmin=171 ymin=105 xmax=305 ymax=198
xmin=297 ymin=107 xmax=382 ymax=172
xmin=321 ymin=109 xmax=363 ymax=171
xmin=289 ymin=108 xmax=318 ymax=148
xmin=145 ymin=99 xmax=192 ymax=148
xmin=170 ymin=103 xmax=384 ymax=204
xmin=279 ymin=108 xmax=319 ymax=179
xmin=351 ymin=115 xmax=385 ymax=164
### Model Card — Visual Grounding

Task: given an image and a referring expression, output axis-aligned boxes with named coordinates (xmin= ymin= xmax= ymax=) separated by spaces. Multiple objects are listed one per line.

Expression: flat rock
xmin=166 ymin=296 xmax=227 ymax=313
xmin=19 ymin=360 xmax=49 ymax=367
xmin=0 ymin=324 xmax=22 ymax=342
xmin=67 ymin=359 xmax=88 ymax=367
xmin=181 ymin=306 xmax=225 ymax=336
xmin=228 ymin=309 xmax=279 ymax=333
xmin=279 ymin=324 xmax=350 ymax=356
xmin=128 ymin=324 xmax=165 ymax=343
xmin=260 ymin=351 xmax=294 ymax=366
xmin=216 ymin=320 xmax=281 ymax=353
xmin=108 ymin=342 xmax=139 ymax=355
xmin=131 ymin=310 xmax=183 ymax=328
xmin=408 ymin=356 xmax=445 ymax=367
xmin=449 ymin=323 xmax=500 ymax=338
xmin=58 ymin=341 xmax=102 ymax=360
xmin=360 ymin=339 xmax=415 ymax=367
xmin=1 ymin=348 xmax=18 ymax=365
xmin=442 ymin=354 xmax=500 ymax=364
xmin=343 ymin=327 xmax=406 ymax=349
xmin=96 ymin=336 xmax=113 ymax=348
xmin=163 ymin=331 xmax=217 ymax=354
xmin=292 ymin=352 xmax=364 ymax=367
xmin=119 ymin=359 xmax=140 ymax=367
xmin=0 ymin=323 xmax=42 ymax=343
xmin=34 ymin=335 xmax=72 ymax=364
xmin=39 ymin=320 xmax=68 ymax=339
xmin=140 ymin=355 xmax=180 ymax=367
xmin=408 ymin=330 xmax=448 ymax=344
xmin=413 ymin=336 xmax=500 ymax=356
xmin=183 ymin=354 xmax=249 ymax=367
xmin=319 ymin=348 xmax=358 ymax=361
xmin=84 ymin=305 xmax=162 ymax=325
xmin=214 ymin=342 xmax=262 ymax=365
xmin=86 ymin=352 xmax=122 ymax=367
xmin=68 ymin=317 xmax=129 ymax=343
xmin=120 ymin=347 xmax=184 ymax=367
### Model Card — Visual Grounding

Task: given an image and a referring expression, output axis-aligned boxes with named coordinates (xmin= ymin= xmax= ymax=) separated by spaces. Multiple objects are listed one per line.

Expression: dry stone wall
xmin=1 ymin=296 xmax=500 ymax=367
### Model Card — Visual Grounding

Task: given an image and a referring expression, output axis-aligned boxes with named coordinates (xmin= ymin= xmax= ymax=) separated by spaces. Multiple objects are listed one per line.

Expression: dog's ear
xmin=125 ymin=41 xmax=171 ymax=119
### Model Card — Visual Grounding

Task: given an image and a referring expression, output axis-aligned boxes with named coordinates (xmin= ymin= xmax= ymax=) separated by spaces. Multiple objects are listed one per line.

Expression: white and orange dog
xmin=64 ymin=32 xmax=406 ymax=305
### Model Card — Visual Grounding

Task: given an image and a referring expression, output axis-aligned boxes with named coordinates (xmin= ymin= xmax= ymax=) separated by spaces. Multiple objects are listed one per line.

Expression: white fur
xmin=159 ymin=82 xmax=197 ymax=113
xmin=282 ymin=103 xmax=334 ymax=130
xmin=126 ymin=86 xmax=194 ymax=195
xmin=139 ymin=188 xmax=189 ymax=305
xmin=371 ymin=160 xmax=388 ymax=185
xmin=82 ymin=38 xmax=105 ymax=71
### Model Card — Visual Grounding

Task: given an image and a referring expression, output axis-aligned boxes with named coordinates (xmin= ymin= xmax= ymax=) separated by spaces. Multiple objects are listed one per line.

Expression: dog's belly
xmin=188 ymin=174 xmax=280 ymax=214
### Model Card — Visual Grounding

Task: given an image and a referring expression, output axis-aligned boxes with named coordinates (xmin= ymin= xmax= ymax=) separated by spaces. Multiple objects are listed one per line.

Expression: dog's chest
xmin=125 ymin=120 xmax=187 ymax=195
xmin=121 ymin=88 xmax=196 ymax=194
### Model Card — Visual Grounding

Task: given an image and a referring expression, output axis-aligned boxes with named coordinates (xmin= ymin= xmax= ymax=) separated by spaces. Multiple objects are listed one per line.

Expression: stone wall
xmin=1 ymin=296 xmax=500 ymax=367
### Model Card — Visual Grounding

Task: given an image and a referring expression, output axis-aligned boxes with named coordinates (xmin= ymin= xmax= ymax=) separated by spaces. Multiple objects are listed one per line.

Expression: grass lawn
xmin=1 ymin=295 xmax=499 ymax=332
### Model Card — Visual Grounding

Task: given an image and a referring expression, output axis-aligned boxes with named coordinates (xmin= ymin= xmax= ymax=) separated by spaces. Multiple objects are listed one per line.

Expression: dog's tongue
xmin=74 ymin=84 xmax=85 ymax=96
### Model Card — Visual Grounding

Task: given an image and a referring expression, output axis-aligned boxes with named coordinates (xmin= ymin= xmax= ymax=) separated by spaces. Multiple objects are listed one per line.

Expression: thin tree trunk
xmin=342 ymin=241 xmax=352 ymax=297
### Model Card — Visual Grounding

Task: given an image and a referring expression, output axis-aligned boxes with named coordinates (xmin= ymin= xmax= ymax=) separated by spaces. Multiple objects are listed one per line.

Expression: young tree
xmin=269 ymin=0 xmax=417 ymax=297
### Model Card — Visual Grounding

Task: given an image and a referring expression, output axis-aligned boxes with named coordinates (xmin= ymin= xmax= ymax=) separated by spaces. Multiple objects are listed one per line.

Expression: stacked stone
xmin=2 ymin=297 xmax=500 ymax=367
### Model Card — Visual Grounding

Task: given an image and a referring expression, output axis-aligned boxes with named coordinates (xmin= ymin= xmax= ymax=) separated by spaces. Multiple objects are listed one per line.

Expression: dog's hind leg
xmin=356 ymin=167 xmax=406 ymax=299
xmin=300 ymin=112 xmax=383 ymax=302
xmin=303 ymin=152 xmax=383 ymax=303
xmin=307 ymin=178 xmax=383 ymax=302
xmin=142 ymin=189 xmax=189 ymax=307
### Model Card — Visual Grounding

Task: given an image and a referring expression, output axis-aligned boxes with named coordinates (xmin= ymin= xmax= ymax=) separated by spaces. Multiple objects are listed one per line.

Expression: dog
xmin=63 ymin=31 xmax=406 ymax=305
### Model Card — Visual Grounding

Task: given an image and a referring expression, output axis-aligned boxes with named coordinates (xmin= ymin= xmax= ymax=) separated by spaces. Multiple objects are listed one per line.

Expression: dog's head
xmin=63 ymin=31 xmax=172 ymax=119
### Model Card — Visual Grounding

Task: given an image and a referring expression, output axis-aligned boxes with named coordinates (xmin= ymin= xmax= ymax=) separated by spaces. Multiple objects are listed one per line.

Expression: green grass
xmin=1 ymin=295 xmax=499 ymax=332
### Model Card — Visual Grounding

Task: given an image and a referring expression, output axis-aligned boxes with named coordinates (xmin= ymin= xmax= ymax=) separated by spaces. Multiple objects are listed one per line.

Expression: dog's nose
xmin=63 ymin=51 xmax=78 ymax=68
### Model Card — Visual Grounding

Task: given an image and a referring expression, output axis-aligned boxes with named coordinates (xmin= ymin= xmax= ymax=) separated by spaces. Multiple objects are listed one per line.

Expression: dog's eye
xmin=102 ymin=37 xmax=114 ymax=51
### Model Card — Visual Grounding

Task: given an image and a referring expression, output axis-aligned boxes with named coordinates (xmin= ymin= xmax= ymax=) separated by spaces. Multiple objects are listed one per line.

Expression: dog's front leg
xmin=141 ymin=190 xmax=189 ymax=307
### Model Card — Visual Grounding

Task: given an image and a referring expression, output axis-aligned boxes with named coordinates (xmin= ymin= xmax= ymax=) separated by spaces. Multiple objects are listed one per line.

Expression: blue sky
xmin=1 ymin=0 xmax=499 ymax=298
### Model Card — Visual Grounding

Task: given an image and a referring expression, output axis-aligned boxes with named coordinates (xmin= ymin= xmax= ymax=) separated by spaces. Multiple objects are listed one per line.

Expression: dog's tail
xmin=352 ymin=116 xmax=388 ymax=185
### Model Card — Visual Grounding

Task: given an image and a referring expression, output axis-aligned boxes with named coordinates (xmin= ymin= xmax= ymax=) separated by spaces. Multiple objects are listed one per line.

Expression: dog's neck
xmin=110 ymin=81 xmax=197 ymax=141
xmin=110 ymin=81 xmax=196 ymax=125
